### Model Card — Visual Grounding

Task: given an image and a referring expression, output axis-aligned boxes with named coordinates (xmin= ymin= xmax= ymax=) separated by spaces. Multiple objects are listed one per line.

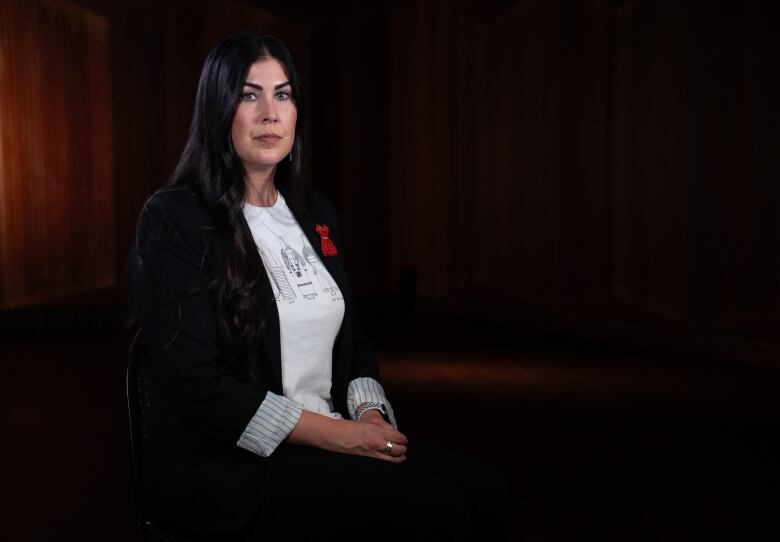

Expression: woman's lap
xmin=249 ymin=438 xmax=510 ymax=541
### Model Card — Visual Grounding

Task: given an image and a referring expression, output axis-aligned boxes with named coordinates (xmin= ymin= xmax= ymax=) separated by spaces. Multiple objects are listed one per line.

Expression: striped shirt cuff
xmin=237 ymin=392 xmax=303 ymax=457
xmin=347 ymin=377 xmax=397 ymax=428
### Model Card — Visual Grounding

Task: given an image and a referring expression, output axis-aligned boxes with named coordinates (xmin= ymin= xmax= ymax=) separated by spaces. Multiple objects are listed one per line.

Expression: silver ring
xmin=383 ymin=441 xmax=393 ymax=455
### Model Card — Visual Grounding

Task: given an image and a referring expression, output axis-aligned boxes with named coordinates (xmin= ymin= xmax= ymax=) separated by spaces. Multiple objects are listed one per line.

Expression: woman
xmin=129 ymin=31 xmax=509 ymax=541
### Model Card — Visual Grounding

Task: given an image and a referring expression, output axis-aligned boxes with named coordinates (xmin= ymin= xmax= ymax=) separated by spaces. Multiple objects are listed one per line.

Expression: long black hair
xmin=166 ymin=32 xmax=306 ymax=369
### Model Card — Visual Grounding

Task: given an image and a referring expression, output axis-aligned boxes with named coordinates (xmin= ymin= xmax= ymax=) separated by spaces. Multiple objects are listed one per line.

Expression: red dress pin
xmin=315 ymin=224 xmax=338 ymax=256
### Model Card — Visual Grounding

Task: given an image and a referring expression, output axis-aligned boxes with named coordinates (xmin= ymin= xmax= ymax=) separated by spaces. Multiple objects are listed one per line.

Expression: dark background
xmin=0 ymin=0 xmax=778 ymax=540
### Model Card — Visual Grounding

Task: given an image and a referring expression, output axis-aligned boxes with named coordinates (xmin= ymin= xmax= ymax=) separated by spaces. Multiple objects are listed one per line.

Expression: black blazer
xmin=129 ymin=183 xmax=381 ymax=537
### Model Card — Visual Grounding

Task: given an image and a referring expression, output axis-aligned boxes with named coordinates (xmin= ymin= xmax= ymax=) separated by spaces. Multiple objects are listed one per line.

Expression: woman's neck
xmin=244 ymin=167 xmax=278 ymax=207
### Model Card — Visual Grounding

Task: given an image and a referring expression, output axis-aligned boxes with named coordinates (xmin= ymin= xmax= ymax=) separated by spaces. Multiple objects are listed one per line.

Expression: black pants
xmin=249 ymin=438 xmax=512 ymax=541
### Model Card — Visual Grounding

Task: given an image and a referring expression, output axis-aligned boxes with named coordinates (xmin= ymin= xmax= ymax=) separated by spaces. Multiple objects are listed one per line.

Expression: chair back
xmin=126 ymin=334 xmax=196 ymax=542
xmin=126 ymin=332 xmax=152 ymax=541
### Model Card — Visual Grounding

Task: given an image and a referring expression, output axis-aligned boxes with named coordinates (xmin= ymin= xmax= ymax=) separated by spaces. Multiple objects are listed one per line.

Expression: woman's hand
xmin=288 ymin=411 xmax=408 ymax=463
xmin=357 ymin=408 xmax=392 ymax=428
xmin=335 ymin=416 xmax=408 ymax=462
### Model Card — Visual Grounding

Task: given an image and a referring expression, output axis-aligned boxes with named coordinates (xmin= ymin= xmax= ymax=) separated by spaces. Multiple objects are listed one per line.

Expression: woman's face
xmin=231 ymin=58 xmax=297 ymax=176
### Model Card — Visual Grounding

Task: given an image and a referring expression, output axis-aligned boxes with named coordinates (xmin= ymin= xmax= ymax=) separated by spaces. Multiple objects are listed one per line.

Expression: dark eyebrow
xmin=242 ymin=81 xmax=292 ymax=91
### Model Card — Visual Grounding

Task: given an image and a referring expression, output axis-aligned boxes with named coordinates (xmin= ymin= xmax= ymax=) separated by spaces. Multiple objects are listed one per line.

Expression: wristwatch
xmin=355 ymin=401 xmax=388 ymax=422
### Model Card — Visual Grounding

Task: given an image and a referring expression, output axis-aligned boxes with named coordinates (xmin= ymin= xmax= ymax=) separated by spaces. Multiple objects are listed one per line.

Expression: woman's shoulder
xmin=143 ymin=185 xmax=212 ymax=225
xmin=136 ymin=185 xmax=216 ymax=248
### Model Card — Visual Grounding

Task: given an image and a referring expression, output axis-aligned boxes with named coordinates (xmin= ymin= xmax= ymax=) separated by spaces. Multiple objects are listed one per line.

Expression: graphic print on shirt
xmin=279 ymin=235 xmax=317 ymax=300
xmin=246 ymin=206 xmax=343 ymax=305
xmin=300 ymin=234 xmax=339 ymax=295
xmin=256 ymin=238 xmax=296 ymax=301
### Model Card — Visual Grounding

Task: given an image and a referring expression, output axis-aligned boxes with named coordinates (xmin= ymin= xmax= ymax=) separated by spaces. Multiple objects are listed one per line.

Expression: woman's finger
xmin=376 ymin=438 xmax=407 ymax=458
xmin=384 ymin=428 xmax=408 ymax=445
xmin=389 ymin=443 xmax=407 ymax=457
xmin=373 ymin=448 xmax=406 ymax=463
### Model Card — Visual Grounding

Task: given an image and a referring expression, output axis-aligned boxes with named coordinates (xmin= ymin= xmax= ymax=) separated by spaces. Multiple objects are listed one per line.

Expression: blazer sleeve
xmin=130 ymin=190 xmax=269 ymax=446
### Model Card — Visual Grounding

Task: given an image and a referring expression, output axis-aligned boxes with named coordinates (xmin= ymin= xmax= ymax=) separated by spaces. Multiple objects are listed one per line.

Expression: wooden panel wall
xmin=611 ymin=0 xmax=779 ymax=329
xmin=0 ymin=0 xmax=306 ymax=310
xmin=382 ymin=0 xmax=613 ymax=304
xmin=467 ymin=0 xmax=613 ymax=308
xmin=0 ymin=0 xmax=114 ymax=309
xmin=328 ymin=0 xmax=778 ymax=340
xmin=2 ymin=0 xmax=775 ymax=344
xmin=387 ymin=0 xmax=468 ymax=298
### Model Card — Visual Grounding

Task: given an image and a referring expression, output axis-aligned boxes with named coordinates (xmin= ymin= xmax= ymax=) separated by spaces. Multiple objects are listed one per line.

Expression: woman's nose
xmin=258 ymin=96 xmax=278 ymax=123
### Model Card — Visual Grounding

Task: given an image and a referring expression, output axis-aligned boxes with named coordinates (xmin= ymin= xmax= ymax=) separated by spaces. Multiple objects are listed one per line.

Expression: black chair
xmin=126 ymin=334 xmax=196 ymax=542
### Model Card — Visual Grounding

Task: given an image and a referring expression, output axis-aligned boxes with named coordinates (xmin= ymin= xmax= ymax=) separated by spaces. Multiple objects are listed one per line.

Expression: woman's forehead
xmin=245 ymin=58 xmax=289 ymax=87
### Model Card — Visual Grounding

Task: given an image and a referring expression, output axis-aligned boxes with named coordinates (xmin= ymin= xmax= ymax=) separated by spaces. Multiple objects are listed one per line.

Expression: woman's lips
xmin=255 ymin=134 xmax=282 ymax=142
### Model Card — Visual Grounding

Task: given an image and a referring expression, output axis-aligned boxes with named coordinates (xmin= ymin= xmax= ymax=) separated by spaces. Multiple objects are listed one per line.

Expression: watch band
xmin=355 ymin=401 xmax=386 ymax=421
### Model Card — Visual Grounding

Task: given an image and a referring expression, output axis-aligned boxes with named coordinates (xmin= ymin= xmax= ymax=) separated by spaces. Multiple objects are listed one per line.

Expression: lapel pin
xmin=315 ymin=224 xmax=338 ymax=256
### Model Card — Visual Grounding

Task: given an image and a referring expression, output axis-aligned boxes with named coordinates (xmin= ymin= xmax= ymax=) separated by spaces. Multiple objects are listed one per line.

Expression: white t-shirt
xmin=243 ymin=193 xmax=346 ymax=419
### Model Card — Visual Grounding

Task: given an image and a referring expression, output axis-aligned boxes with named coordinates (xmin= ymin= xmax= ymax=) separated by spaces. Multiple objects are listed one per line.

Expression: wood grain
xmin=0 ymin=0 xmax=114 ymax=308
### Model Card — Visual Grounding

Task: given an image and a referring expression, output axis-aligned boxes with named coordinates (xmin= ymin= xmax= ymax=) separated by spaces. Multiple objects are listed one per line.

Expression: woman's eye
xmin=240 ymin=92 xmax=257 ymax=102
xmin=275 ymin=91 xmax=290 ymax=101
